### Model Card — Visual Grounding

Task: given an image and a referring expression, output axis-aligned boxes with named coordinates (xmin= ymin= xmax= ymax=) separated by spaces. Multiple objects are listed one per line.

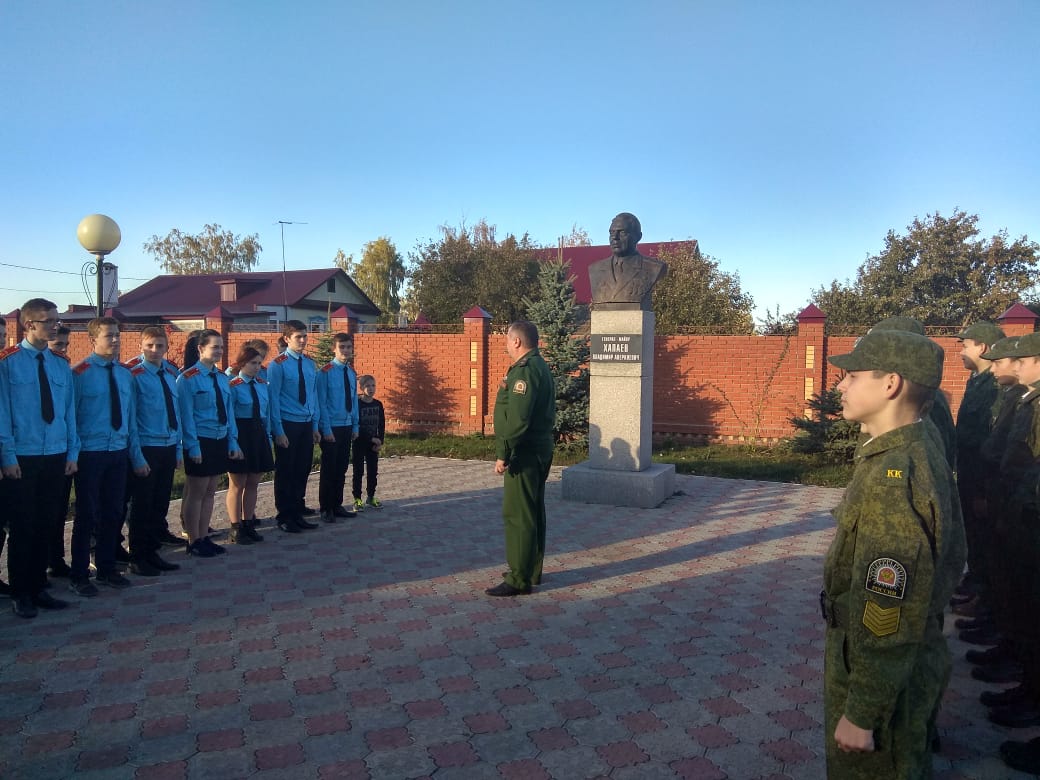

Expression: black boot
xmin=229 ymin=523 xmax=254 ymax=545
xmin=244 ymin=517 xmax=264 ymax=542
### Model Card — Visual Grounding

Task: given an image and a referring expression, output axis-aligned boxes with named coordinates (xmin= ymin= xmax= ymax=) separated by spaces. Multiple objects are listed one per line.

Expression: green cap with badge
xmin=954 ymin=322 xmax=1005 ymax=348
xmin=986 ymin=336 xmax=1020 ymax=361
xmin=828 ymin=330 xmax=944 ymax=389
xmin=1003 ymin=331 xmax=1040 ymax=358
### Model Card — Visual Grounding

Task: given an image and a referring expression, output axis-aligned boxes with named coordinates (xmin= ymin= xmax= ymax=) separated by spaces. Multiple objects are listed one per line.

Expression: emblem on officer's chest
xmin=865 ymin=558 xmax=907 ymax=599
xmin=512 ymin=380 xmax=527 ymax=395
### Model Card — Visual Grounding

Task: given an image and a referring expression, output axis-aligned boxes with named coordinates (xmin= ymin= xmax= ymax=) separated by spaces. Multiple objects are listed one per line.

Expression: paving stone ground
xmin=0 ymin=456 xmax=1036 ymax=779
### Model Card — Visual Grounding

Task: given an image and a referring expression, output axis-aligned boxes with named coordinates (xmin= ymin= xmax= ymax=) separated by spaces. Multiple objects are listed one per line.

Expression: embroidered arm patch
xmin=865 ymin=558 xmax=907 ymax=599
xmin=862 ymin=601 xmax=901 ymax=636
xmin=512 ymin=380 xmax=527 ymax=395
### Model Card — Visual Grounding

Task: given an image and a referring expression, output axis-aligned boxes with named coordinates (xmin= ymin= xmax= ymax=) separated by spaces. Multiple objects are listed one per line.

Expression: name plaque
xmin=591 ymin=334 xmax=642 ymax=363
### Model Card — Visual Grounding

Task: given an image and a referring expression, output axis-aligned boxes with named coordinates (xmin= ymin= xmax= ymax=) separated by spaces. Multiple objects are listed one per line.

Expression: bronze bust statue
xmin=588 ymin=213 xmax=667 ymax=310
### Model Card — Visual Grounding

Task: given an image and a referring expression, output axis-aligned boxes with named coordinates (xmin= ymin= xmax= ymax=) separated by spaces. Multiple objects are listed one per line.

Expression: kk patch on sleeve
xmin=865 ymin=557 xmax=907 ymax=599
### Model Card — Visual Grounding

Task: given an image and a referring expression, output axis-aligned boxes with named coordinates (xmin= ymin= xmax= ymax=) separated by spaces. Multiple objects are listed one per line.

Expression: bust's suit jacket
xmin=588 ymin=253 xmax=667 ymax=309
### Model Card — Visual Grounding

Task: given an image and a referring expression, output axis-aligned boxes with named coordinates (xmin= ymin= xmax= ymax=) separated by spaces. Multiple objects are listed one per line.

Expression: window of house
xmin=219 ymin=283 xmax=236 ymax=302
xmin=326 ymin=279 xmax=336 ymax=293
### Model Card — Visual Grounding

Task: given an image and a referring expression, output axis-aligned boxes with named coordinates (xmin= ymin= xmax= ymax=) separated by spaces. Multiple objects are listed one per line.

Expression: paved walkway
xmin=0 ymin=457 xmax=1036 ymax=779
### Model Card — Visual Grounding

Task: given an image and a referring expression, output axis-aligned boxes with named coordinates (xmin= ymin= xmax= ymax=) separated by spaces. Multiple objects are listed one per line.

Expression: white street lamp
xmin=77 ymin=214 xmax=121 ymax=317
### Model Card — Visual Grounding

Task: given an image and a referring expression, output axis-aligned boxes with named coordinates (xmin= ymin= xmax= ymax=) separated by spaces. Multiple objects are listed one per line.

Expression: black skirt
xmin=184 ymin=436 xmax=230 ymax=477
xmin=228 ymin=417 xmax=275 ymax=474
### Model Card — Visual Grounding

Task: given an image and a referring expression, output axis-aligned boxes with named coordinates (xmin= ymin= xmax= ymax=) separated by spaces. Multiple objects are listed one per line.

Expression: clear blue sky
xmin=2 ymin=1 xmax=1038 ymax=323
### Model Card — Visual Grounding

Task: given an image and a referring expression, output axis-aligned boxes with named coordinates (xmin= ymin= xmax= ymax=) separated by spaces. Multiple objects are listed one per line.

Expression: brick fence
xmin=6 ymin=305 xmax=1037 ymax=444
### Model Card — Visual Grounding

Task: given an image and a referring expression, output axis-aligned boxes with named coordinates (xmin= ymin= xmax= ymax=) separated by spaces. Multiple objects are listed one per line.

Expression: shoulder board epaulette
xmin=120 ymin=361 xmax=135 ymax=370
xmin=73 ymin=361 xmax=91 ymax=375
xmin=230 ymin=377 xmax=244 ymax=386
xmin=165 ymin=364 xmax=179 ymax=375
xmin=54 ymin=351 xmax=70 ymax=363
xmin=273 ymin=353 xmax=289 ymax=364
xmin=516 ymin=356 xmax=530 ymax=367
xmin=0 ymin=345 xmax=20 ymax=361
xmin=182 ymin=366 xmax=201 ymax=379
xmin=256 ymin=377 xmax=268 ymax=384
xmin=125 ymin=356 xmax=143 ymax=367
xmin=322 ymin=362 xmax=334 ymax=373
xmin=131 ymin=366 xmax=146 ymax=376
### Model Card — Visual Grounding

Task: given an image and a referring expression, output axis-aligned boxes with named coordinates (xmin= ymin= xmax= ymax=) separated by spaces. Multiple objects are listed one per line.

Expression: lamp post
xmin=77 ymin=214 xmax=121 ymax=318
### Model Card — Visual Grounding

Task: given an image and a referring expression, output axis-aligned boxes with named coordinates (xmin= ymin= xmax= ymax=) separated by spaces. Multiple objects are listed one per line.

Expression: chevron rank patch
xmin=865 ymin=557 xmax=907 ymax=599
xmin=512 ymin=380 xmax=527 ymax=395
xmin=862 ymin=601 xmax=901 ymax=637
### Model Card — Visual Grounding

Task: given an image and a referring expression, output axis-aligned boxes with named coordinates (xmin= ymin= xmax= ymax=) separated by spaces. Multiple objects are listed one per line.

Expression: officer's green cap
xmin=987 ymin=337 xmax=1020 ymax=361
xmin=1004 ymin=331 xmax=1040 ymax=358
xmin=829 ymin=330 xmax=943 ymax=389
xmin=955 ymin=322 xmax=1005 ymax=347
xmin=869 ymin=316 xmax=926 ymax=335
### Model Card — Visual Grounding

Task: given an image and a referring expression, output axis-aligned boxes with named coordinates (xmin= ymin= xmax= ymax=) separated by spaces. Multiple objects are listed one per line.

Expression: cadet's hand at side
xmin=274 ymin=435 xmax=289 ymax=448
xmin=494 ymin=459 xmax=507 ymax=475
xmin=834 ymin=715 xmax=874 ymax=752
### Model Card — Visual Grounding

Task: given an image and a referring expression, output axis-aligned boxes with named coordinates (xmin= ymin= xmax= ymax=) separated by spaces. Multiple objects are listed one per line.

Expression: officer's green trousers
xmin=502 ymin=444 xmax=553 ymax=590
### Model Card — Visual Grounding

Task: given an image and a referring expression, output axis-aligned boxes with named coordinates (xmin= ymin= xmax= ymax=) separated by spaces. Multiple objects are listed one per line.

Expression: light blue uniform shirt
xmin=0 ymin=340 xmax=80 ymax=466
xmin=317 ymin=359 xmax=359 ymax=437
xmin=72 ymin=352 xmax=146 ymax=468
xmin=229 ymin=374 xmax=274 ymax=440
xmin=129 ymin=357 xmax=182 ymax=448
xmin=267 ymin=349 xmax=319 ymax=436
xmin=175 ymin=362 xmax=240 ymax=459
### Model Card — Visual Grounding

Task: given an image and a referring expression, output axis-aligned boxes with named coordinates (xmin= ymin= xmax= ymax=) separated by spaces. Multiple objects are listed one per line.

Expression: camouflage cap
xmin=987 ymin=337 xmax=1021 ymax=361
xmin=955 ymin=322 xmax=1005 ymax=347
xmin=869 ymin=316 xmax=926 ymax=336
xmin=828 ymin=330 xmax=943 ymax=389
xmin=1004 ymin=331 xmax=1040 ymax=358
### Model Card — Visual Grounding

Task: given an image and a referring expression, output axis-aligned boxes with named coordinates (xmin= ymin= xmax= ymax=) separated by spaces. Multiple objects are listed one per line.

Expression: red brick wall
xmin=31 ymin=313 xmax=1039 ymax=444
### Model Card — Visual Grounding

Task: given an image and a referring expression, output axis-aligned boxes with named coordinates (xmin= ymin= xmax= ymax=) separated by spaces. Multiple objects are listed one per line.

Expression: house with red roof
xmin=59 ymin=268 xmax=380 ymax=331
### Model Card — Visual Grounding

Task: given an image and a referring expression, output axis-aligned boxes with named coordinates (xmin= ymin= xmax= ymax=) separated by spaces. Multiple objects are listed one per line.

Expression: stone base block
xmin=561 ymin=461 xmax=676 ymax=509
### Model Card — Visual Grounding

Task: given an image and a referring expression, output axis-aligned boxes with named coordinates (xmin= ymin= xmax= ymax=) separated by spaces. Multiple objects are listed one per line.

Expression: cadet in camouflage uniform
xmin=822 ymin=329 xmax=966 ymax=778
xmin=487 ymin=320 xmax=555 ymax=597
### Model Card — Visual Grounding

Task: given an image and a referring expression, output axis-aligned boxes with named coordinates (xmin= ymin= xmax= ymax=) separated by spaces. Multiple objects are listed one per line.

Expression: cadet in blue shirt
xmin=316 ymin=333 xmax=359 ymax=523
xmin=176 ymin=329 xmax=242 ymax=558
xmin=69 ymin=317 xmax=149 ymax=597
xmin=0 ymin=299 xmax=80 ymax=618
xmin=225 ymin=344 xmax=274 ymax=545
xmin=267 ymin=320 xmax=320 ymax=533
xmin=126 ymin=326 xmax=183 ymax=576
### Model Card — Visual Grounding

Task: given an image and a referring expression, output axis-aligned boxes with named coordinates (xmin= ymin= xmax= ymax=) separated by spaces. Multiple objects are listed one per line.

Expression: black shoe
xmin=981 ymin=684 xmax=1031 ymax=708
xmin=989 ymin=703 xmax=1040 ymax=729
xmin=333 ymin=505 xmax=357 ymax=518
xmin=207 ymin=525 xmax=227 ymax=539
xmin=954 ymin=615 xmax=993 ymax=630
xmin=297 ymin=516 xmax=319 ymax=530
xmin=485 ymin=582 xmax=532 ymax=597
xmin=95 ymin=571 xmax=132 ymax=589
xmin=33 ymin=591 xmax=69 ymax=610
xmin=69 ymin=578 xmax=99 ymax=598
xmin=202 ymin=537 xmax=227 ymax=555
xmin=113 ymin=546 xmax=132 ymax=564
xmin=971 ymin=662 xmax=1022 ymax=684
xmin=302 ymin=506 xmax=319 ymax=517
xmin=244 ymin=523 xmax=264 ymax=542
xmin=0 ymin=580 xmax=10 ymax=596
xmin=48 ymin=560 xmax=73 ymax=578
xmin=1001 ymin=738 xmax=1040 ymax=774
xmin=229 ymin=524 xmax=255 ymax=545
xmin=186 ymin=539 xmax=218 ymax=558
xmin=159 ymin=530 xmax=186 ymax=547
xmin=130 ymin=559 xmax=161 ymax=577
xmin=277 ymin=516 xmax=302 ymax=534
xmin=320 ymin=510 xmax=337 ymax=524
xmin=11 ymin=596 xmax=37 ymax=619
xmin=959 ymin=627 xmax=1000 ymax=645
xmin=146 ymin=552 xmax=180 ymax=571
xmin=967 ymin=645 xmax=1012 ymax=665
xmin=952 ymin=596 xmax=988 ymax=617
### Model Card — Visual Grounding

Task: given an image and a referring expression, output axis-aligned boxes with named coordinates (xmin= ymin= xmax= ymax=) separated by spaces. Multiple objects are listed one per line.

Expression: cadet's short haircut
xmin=54 ymin=325 xmax=71 ymax=337
xmin=282 ymin=320 xmax=307 ymax=337
xmin=20 ymin=298 xmax=57 ymax=324
xmin=197 ymin=329 xmax=222 ymax=348
xmin=358 ymin=374 xmax=376 ymax=388
xmin=87 ymin=316 xmax=120 ymax=339
xmin=243 ymin=338 xmax=269 ymax=355
xmin=333 ymin=332 xmax=353 ymax=345
xmin=507 ymin=320 xmax=539 ymax=348
xmin=232 ymin=345 xmax=263 ymax=372
xmin=140 ymin=326 xmax=167 ymax=341
xmin=870 ymin=370 xmax=934 ymax=414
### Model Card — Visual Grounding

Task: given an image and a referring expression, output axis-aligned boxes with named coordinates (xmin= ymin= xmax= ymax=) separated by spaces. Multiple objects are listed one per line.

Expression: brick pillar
xmin=997 ymin=302 xmax=1038 ymax=337
xmin=329 ymin=305 xmax=358 ymax=336
xmin=205 ymin=306 xmax=234 ymax=370
xmin=462 ymin=306 xmax=492 ymax=435
xmin=4 ymin=309 xmax=23 ymax=349
xmin=796 ymin=304 xmax=827 ymax=419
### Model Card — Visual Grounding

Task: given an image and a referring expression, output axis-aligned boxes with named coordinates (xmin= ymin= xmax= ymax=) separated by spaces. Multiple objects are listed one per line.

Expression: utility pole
xmin=277 ymin=220 xmax=307 ymax=323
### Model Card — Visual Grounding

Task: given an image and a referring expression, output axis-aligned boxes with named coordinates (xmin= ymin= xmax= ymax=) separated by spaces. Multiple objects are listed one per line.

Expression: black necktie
xmin=297 ymin=356 xmax=307 ymax=405
xmin=249 ymin=381 xmax=261 ymax=420
xmin=106 ymin=363 xmax=122 ymax=430
xmin=211 ymin=371 xmax=228 ymax=425
xmin=344 ymin=365 xmax=352 ymax=414
xmin=37 ymin=353 xmax=54 ymax=424
xmin=159 ymin=372 xmax=177 ymax=431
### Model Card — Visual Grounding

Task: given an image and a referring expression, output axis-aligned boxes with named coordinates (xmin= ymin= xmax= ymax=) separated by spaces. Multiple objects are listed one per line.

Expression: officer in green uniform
xmin=821 ymin=329 xmax=966 ymax=779
xmin=487 ymin=320 xmax=555 ymax=597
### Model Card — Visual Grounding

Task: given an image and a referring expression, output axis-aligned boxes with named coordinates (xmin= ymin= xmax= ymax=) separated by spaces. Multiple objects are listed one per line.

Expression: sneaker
xmin=69 ymin=578 xmax=99 ymax=598
xmin=353 ymin=498 xmax=365 ymax=511
xmin=186 ymin=539 xmax=217 ymax=558
xmin=95 ymin=571 xmax=132 ymax=589
xmin=366 ymin=497 xmax=382 ymax=509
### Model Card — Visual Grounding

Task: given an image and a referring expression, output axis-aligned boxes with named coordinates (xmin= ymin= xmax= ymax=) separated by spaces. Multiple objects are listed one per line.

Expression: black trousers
xmin=318 ymin=426 xmax=352 ymax=511
xmin=6 ymin=453 xmax=66 ymax=598
xmin=72 ymin=450 xmax=128 ymax=579
xmin=352 ymin=437 xmax=379 ymax=499
xmin=274 ymin=420 xmax=314 ymax=520
xmin=128 ymin=445 xmax=178 ymax=559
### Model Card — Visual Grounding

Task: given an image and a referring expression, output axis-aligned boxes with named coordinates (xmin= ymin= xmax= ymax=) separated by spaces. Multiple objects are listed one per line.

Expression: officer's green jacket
xmin=929 ymin=390 xmax=957 ymax=470
xmin=1000 ymin=381 xmax=1040 ymax=508
xmin=824 ymin=420 xmax=966 ymax=730
xmin=494 ymin=349 xmax=555 ymax=463
xmin=956 ymin=371 xmax=999 ymax=460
